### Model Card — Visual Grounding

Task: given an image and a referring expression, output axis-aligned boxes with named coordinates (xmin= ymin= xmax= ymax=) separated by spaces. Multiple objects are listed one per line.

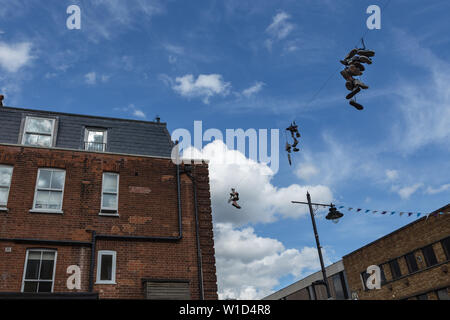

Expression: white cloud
xmin=214 ymin=223 xmax=328 ymax=299
xmin=265 ymin=11 xmax=295 ymax=51
xmin=385 ymin=169 xmax=399 ymax=181
xmin=84 ymin=72 xmax=109 ymax=85
xmin=0 ymin=42 xmax=32 ymax=72
xmin=84 ymin=72 xmax=97 ymax=85
xmin=393 ymin=183 xmax=423 ymax=199
xmin=242 ymin=82 xmax=265 ymax=98
xmin=392 ymin=30 xmax=450 ymax=152
xmin=182 ymin=140 xmax=333 ymax=226
xmin=163 ymin=43 xmax=184 ymax=55
xmin=425 ymin=184 xmax=450 ymax=195
xmin=296 ymin=164 xmax=319 ymax=181
xmin=114 ymin=104 xmax=146 ymax=119
xmin=172 ymin=74 xmax=231 ymax=104
xmin=266 ymin=11 xmax=294 ymax=40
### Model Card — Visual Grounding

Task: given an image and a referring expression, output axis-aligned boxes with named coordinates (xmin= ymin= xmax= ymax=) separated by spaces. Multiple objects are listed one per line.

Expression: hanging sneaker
xmin=356 ymin=56 xmax=372 ymax=64
xmin=346 ymin=87 xmax=361 ymax=99
xmin=340 ymin=70 xmax=353 ymax=81
xmin=354 ymin=79 xmax=369 ymax=89
xmin=285 ymin=143 xmax=292 ymax=153
xmin=296 ymin=132 xmax=300 ymax=138
xmin=345 ymin=80 xmax=354 ymax=91
xmin=351 ymin=62 xmax=365 ymax=71
xmin=349 ymin=99 xmax=364 ymax=110
xmin=348 ymin=65 xmax=363 ymax=76
xmin=344 ymin=48 xmax=358 ymax=60
xmin=287 ymin=154 xmax=292 ymax=166
xmin=340 ymin=59 xmax=349 ymax=66
xmin=357 ymin=49 xmax=375 ymax=57
xmin=232 ymin=202 xmax=241 ymax=209
xmin=293 ymin=148 xmax=300 ymax=152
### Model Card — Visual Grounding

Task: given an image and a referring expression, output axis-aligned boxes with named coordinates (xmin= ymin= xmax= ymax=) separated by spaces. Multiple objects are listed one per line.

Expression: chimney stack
xmin=155 ymin=115 xmax=160 ymax=123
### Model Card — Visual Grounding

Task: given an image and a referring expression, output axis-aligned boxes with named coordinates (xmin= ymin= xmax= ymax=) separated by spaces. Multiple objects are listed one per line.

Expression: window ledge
xmin=95 ymin=281 xmax=117 ymax=285
xmin=29 ymin=209 xmax=64 ymax=215
xmin=99 ymin=212 xmax=119 ymax=217
xmin=0 ymin=207 xmax=8 ymax=212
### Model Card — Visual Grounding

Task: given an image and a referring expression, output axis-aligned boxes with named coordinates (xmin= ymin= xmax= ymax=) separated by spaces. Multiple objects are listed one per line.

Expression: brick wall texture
xmin=343 ymin=206 xmax=450 ymax=300
xmin=0 ymin=145 xmax=218 ymax=299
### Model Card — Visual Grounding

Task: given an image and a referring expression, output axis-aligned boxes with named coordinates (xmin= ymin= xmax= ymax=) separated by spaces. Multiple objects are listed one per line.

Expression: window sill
xmin=0 ymin=207 xmax=8 ymax=212
xmin=95 ymin=281 xmax=116 ymax=285
xmin=99 ymin=212 xmax=119 ymax=217
xmin=29 ymin=209 xmax=64 ymax=215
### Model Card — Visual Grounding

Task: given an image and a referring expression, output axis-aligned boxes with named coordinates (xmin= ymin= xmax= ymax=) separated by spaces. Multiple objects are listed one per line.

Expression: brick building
xmin=262 ymin=260 xmax=350 ymax=300
xmin=343 ymin=204 xmax=450 ymax=300
xmin=0 ymin=104 xmax=218 ymax=299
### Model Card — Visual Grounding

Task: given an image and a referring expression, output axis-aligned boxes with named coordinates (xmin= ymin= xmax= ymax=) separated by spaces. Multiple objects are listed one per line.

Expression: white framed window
xmin=22 ymin=117 xmax=56 ymax=147
xmin=84 ymin=128 xmax=107 ymax=152
xmin=0 ymin=165 xmax=13 ymax=209
xmin=32 ymin=169 xmax=66 ymax=213
xmin=21 ymin=249 xmax=57 ymax=293
xmin=100 ymin=172 xmax=119 ymax=215
xmin=96 ymin=250 xmax=116 ymax=284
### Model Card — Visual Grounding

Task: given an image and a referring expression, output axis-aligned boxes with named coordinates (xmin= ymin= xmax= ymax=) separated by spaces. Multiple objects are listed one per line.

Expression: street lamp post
xmin=291 ymin=192 xmax=343 ymax=300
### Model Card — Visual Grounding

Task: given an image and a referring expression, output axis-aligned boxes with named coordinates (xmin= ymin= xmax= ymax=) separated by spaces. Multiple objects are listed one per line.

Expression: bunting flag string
xmin=329 ymin=205 xmax=448 ymax=218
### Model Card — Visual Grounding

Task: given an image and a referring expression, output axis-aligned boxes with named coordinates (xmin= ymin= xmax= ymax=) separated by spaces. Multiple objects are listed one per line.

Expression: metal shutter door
xmin=145 ymin=281 xmax=191 ymax=300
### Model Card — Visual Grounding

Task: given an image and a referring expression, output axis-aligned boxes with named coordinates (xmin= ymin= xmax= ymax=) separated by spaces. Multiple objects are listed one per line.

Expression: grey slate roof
xmin=0 ymin=106 xmax=174 ymax=158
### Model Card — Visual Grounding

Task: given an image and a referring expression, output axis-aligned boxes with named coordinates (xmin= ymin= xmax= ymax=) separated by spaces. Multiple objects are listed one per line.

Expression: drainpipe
xmin=184 ymin=164 xmax=205 ymax=300
xmin=88 ymin=230 xmax=96 ymax=292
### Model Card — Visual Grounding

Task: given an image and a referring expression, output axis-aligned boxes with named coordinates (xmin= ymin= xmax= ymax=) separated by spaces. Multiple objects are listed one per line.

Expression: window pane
xmin=442 ymin=237 xmax=450 ymax=260
xmin=48 ymin=192 xmax=62 ymax=210
xmin=42 ymin=251 xmax=55 ymax=261
xmin=103 ymin=174 xmax=118 ymax=193
xmin=37 ymin=170 xmax=52 ymax=188
xmin=87 ymin=131 xmax=104 ymax=143
xmin=437 ymin=289 xmax=449 ymax=300
xmin=26 ymin=118 xmax=53 ymax=134
xmin=38 ymin=281 xmax=52 ymax=293
xmin=417 ymin=293 xmax=428 ymax=300
xmin=0 ymin=188 xmax=8 ymax=206
xmin=333 ymin=273 xmax=346 ymax=299
xmin=405 ymin=253 xmax=419 ymax=273
xmin=389 ymin=260 xmax=402 ymax=279
xmin=24 ymin=134 xmax=51 ymax=147
xmin=23 ymin=281 xmax=38 ymax=293
xmin=0 ymin=166 xmax=13 ymax=186
xmin=422 ymin=245 xmax=438 ymax=267
xmin=24 ymin=133 xmax=39 ymax=146
xmin=50 ymin=171 xmax=65 ymax=190
xmin=35 ymin=190 xmax=50 ymax=209
xmin=25 ymin=259 xmax=40 ymax=280
xmin=102 ymin=194 xmax=117 ymax=209
xmin=36 ymin=135 xmax=52 ymax=147
xmin=100 ymin=254 xmax=113 ymax=281
xmin=39 ymin=260 xmax=55 ymax=280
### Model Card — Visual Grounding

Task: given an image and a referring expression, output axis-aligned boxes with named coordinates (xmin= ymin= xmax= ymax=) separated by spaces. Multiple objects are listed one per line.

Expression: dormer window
xmin=84 ymin=128 xmax=107 ymax=152
xmin=22 ymin=117 xmax=56 ymax=147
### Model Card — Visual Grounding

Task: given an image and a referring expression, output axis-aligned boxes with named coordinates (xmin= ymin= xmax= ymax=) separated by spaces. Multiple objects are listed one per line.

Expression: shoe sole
xmin=349 ymin=100 xmax=364 ymax=110
xmin=346 ymin=87 xmax=361 ymax=99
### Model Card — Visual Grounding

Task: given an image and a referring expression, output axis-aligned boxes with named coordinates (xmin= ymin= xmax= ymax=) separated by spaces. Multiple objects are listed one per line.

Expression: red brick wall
xmin=0 ymin=145 xmax=218 ymax=299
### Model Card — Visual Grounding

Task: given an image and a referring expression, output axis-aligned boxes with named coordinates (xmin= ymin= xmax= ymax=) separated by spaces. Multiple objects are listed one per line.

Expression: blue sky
xmin=1 ymin=0 xmax=449 ymax=299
